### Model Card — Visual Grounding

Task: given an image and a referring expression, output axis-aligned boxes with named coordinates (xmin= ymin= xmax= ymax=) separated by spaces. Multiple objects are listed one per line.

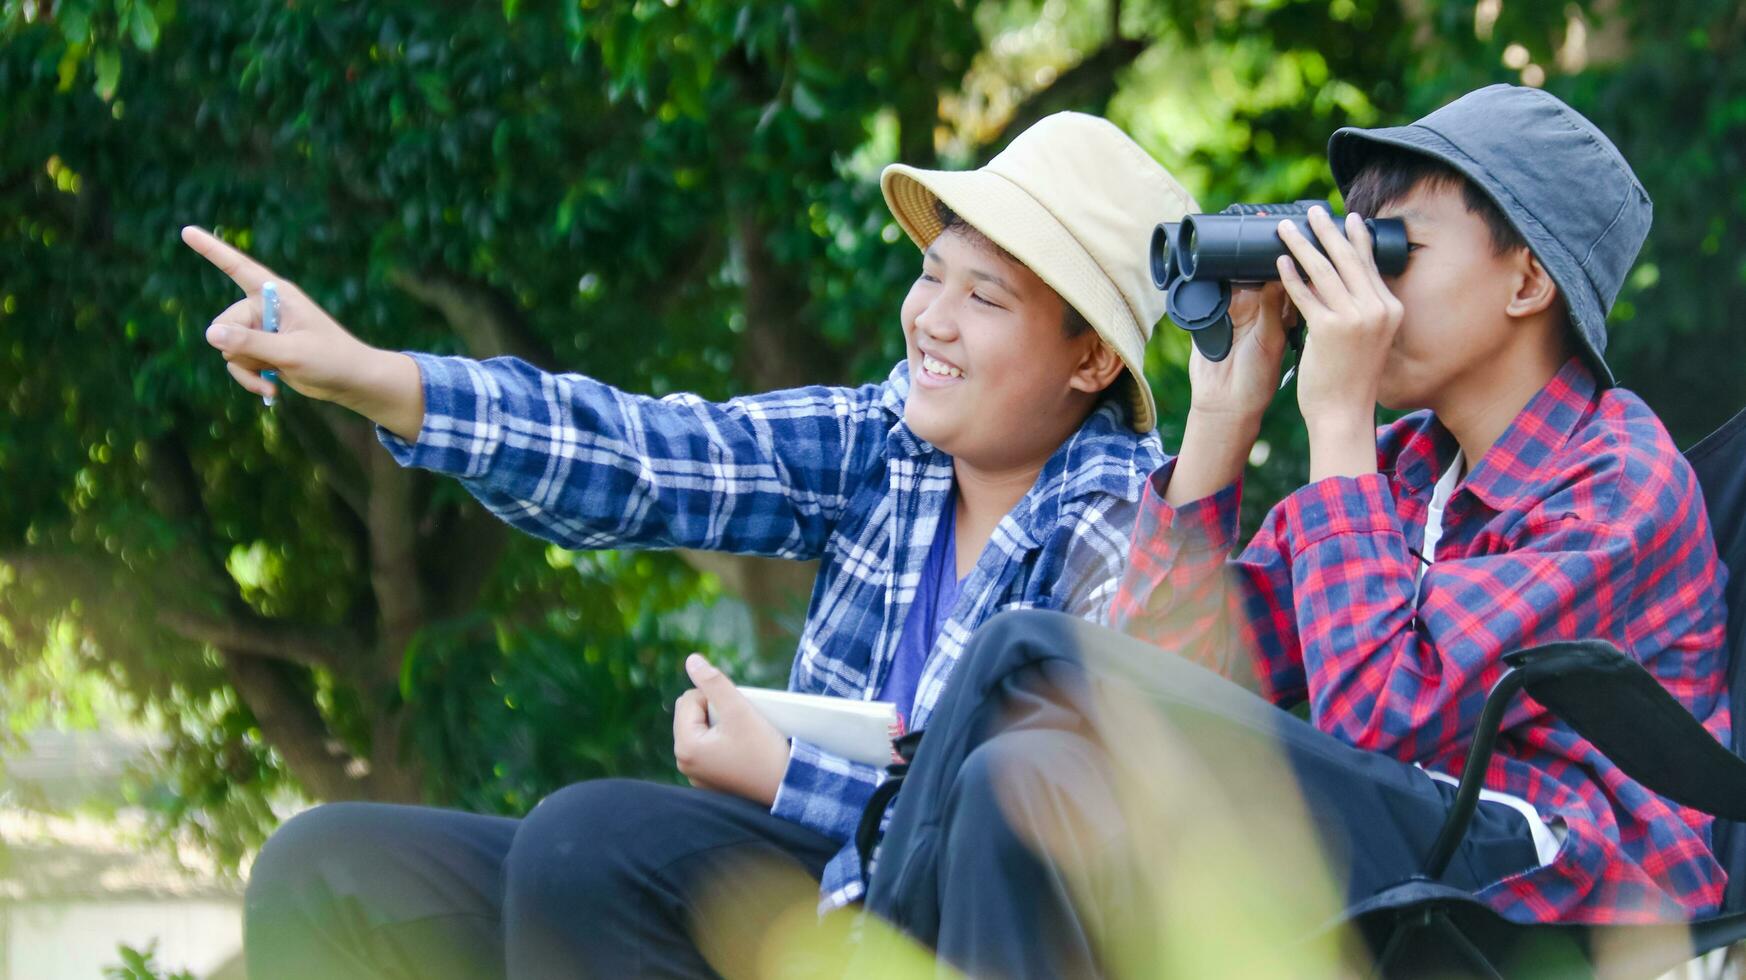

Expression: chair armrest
xmin=1421 ymin=639 xmax=1746 ymax=880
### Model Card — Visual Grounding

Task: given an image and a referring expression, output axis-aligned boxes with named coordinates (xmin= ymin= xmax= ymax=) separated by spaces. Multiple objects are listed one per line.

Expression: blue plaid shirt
xmin=378 ymin=353 xmax=1164 ymax=908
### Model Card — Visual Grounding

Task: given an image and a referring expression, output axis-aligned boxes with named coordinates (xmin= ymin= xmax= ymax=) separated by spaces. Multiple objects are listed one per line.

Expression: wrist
xmin=1184 ymin=405 xmax=1264 ymax=444
xmin=350 ymin=348 xmax=426 ymax=441
xmin=1303 ymin=407 xmax=1374 ymax=445
xmin=755 ymin=727 xmax=790 ymax=807
xmin=1298 ymin=383 xmax=1375 ymax=428
xmin=1305 ymin=411 xmax=1377 ymax=482
xmin=1167 ymin=409 xmax=1261 ymax=507
xmin=1186 ymin=396 xmax=1268 ymax=431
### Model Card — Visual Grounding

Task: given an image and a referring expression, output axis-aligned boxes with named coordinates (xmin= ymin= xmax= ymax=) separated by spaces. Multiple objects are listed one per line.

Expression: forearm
xmin=375 ymin=354 xmax=873 ymax=556
xmin=1165 ymin=409 xmax=1262 ymax=507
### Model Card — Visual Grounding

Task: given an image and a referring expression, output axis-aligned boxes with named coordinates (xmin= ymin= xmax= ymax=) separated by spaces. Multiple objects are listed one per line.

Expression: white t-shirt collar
xmin=1415 ymin=450 xmax=1466 ymax=596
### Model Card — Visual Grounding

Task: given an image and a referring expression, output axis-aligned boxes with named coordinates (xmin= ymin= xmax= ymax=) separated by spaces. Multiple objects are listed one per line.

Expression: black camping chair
xmin=1349 ymin=405 xmax=1746 ymax=979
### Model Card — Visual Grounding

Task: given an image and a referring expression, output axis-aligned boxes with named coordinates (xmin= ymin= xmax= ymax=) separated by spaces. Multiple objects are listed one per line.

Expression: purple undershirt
xmin=878 ymin=491 xmax=964 ymax=730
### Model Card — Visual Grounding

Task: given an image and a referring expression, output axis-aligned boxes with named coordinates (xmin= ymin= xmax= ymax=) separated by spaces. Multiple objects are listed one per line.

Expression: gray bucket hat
xmin=1328 ymin=84 xmax=1652 ymax=386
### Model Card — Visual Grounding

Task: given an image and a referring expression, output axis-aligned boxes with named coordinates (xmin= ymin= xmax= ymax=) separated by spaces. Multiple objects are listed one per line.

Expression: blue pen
xmin=262 ymin=282 xmax=280 ymax=407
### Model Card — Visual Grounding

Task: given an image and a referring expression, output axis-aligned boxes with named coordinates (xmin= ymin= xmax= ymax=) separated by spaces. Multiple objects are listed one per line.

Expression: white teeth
xmin=922 ymin=354 xmax=963 ymax=379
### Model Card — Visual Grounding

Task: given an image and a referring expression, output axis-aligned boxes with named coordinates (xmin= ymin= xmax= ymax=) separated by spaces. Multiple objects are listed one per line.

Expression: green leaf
xmin=92 ymin=46 xmax=121 ymax=101
xmin=791 ymin=80 xmax=823 ymax=121
xmin=56 ymin=42 xmax=87 ymax=93
xmin=129 ymin=1 xmax=160 ymax=51
xmin=416 ymin=72 xmax=452 ymax=114
xmin=62 ymin=7 xmax=91 ymax=45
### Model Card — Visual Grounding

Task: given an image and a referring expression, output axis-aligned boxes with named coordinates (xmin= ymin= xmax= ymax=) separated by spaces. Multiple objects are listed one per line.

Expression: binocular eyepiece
xmin=1151 ymin=201 xmax=1408 ymax=361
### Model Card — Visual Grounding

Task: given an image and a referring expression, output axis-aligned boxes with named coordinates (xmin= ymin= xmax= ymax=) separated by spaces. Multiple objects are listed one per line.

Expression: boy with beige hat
xmin=187 ymin=111 xmax=1196 ymax=976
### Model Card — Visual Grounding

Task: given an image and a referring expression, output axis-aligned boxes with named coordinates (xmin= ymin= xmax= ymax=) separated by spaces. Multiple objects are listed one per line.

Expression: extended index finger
xmin=180 ymin=226 xmax=278 ymax=294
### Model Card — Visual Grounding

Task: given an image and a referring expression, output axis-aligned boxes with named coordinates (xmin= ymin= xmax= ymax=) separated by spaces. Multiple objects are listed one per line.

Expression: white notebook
xmin=708 ymin=688 xmax=899 ymax=768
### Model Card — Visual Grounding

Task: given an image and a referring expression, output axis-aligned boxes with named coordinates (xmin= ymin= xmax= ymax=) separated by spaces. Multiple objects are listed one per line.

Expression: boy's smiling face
xmin=899 ymin=226 xmax=1117 ymax=470
xmin=1371 ymin=180 xmax=1563 ymax=413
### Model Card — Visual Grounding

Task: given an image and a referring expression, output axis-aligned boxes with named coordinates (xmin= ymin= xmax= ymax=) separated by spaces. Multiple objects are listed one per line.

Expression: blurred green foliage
xmin=104 ymin=940 xmax=196 ymax=980
xmin=1 ymin=0 xmax=1741 ymax=868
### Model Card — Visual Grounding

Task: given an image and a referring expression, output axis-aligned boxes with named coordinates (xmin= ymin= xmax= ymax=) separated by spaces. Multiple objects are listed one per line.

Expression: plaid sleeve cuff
xmin=770 ymin=738 xmax=883 ymax=844
xmin=374 ymin=352 xmax=502 ymax=479
xmin=1134 ymin=459 xmax=1243 ymax=557
xmin=1277 ymin=473 xmax=1401 ymax=554
xmin=1110 ymin=460 xmax=1242 ymax=634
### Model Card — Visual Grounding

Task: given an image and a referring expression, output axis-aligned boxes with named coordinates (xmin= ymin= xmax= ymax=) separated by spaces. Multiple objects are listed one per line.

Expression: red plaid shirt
xmin=1111 ymin=358 xmax=1729 ymax=924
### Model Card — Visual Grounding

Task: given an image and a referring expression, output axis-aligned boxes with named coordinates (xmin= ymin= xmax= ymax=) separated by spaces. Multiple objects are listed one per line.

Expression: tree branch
xmin=678 ymin=549 xmax=818 ymax=655
xmin=362 ymin=702 xmax=424 ymax=804
xmin=134 ymin=431 xmax=409 ymax=801
xmin=157 ymin=609 xmax=352 ymax=670
xmin=222 ymin=655 xmax=372 ymax=802
xmin=730 ymin=209 xmax=845 ymax=389
xmin=973 ymin=35 xmax=1148 ymax=165
xmin=276 ymin=400 xmax=372 ymax=523
xmin=366 ymin=450 xmax=425 ymax=685
xmin=421 ymin=503 xmax=511 ymax=615
xmin=141 ymin=434 xmax=237 ymax=594
xmin=388 ymin=270 xmax=558 ymax=367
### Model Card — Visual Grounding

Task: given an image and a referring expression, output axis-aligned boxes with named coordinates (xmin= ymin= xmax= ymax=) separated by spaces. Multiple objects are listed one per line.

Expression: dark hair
xmin=1343 ymin=145 xmax=1525 ymax=256
xmin=1345 ymin=145 xmax=1571 ymax=340
xmin=933 ymin=200 xmax=1094 ymax=338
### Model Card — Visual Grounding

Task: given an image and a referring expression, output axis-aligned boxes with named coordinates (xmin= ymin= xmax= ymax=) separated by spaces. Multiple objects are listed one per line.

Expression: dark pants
xmin=896 ymin=610 xmax=1546 ymax=979
xmin=244 ymin=779 xmax=838 ymax=979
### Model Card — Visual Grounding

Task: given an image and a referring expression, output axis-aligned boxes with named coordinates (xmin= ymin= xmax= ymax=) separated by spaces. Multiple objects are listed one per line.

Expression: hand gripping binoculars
xmin=1150 ymin=201 xmax=1408 ymax=361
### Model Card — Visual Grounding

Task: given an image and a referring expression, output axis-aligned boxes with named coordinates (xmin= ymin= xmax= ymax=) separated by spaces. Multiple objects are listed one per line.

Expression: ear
xmin=1505 ymin=249 xmax=1560 ymax=319
xmin=1067 ymin=337 xmax=1127 ymax=395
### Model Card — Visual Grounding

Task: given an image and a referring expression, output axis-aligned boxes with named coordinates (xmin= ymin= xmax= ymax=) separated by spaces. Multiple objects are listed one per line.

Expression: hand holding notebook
xmin=708 ymin=688 xmax=900 ymax=768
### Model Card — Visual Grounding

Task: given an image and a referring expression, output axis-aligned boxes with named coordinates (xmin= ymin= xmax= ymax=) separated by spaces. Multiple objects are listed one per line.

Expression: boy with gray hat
xmin=874 ymin=85 xmax=1727 ymax=975
xmin=186 ymin=112 xmax=1198 ymax=976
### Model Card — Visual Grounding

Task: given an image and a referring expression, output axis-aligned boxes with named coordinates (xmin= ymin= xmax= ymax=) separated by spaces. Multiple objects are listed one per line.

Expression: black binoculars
xmin=1150 ymin=201 xmax=1407 ymax=361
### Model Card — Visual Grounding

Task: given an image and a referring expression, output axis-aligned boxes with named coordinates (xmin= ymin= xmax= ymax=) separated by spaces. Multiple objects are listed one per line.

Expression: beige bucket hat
xmin=881 ymin=112 xmax=1197 ymax=432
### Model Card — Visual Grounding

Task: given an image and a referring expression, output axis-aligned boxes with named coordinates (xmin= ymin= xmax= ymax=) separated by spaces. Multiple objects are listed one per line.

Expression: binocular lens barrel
xmin=1148 ymin=222 xmax=1178 ymax=291
xmin=1151 ymin=213 xmax=1408 ymax=284
xmin=1152 ymin=201 xmax=1407 ymax=363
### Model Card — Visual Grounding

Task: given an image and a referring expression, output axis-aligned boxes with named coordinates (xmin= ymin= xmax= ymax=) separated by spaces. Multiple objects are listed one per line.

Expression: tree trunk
xmin=221 ymin=656 xmax=372 ymax=801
